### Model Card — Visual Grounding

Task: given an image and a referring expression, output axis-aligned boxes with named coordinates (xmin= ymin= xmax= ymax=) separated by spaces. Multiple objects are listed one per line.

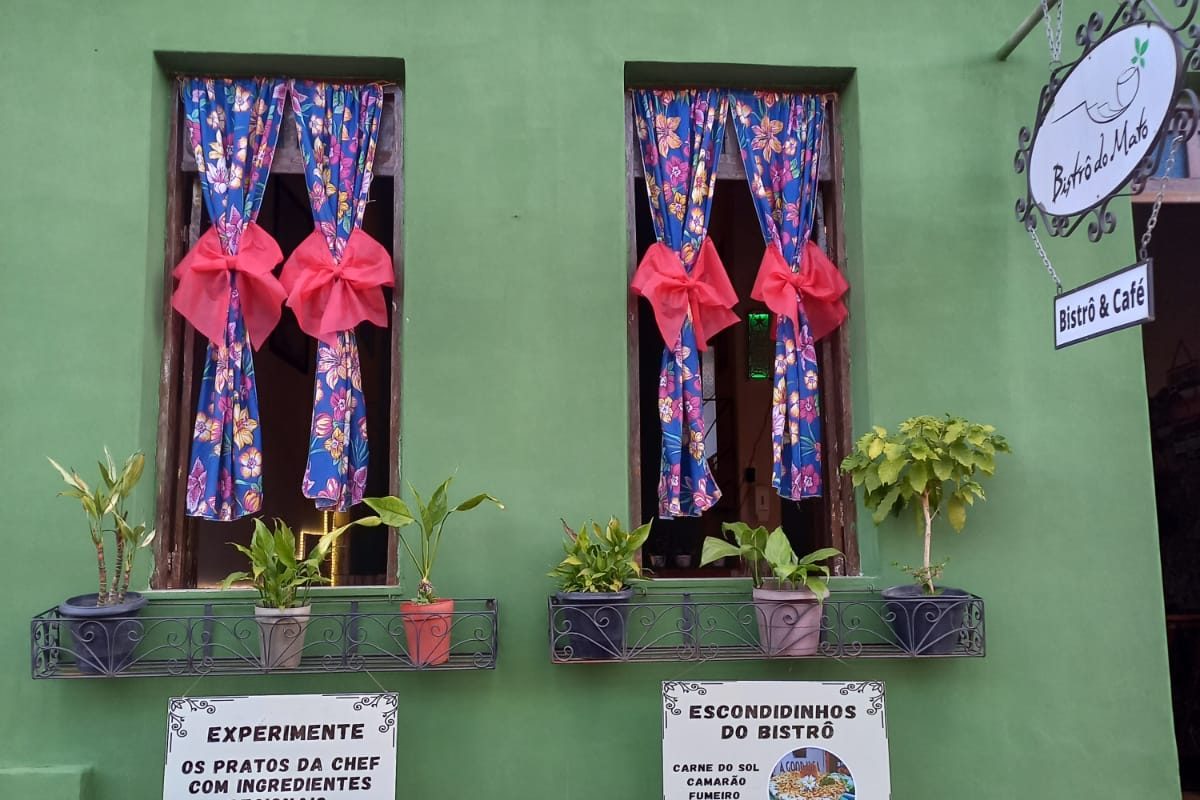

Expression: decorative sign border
xmin=1014 ymin=0 xmax=1198 ymax=243
xmin=661 ymin=681 xmax=891 ymax=799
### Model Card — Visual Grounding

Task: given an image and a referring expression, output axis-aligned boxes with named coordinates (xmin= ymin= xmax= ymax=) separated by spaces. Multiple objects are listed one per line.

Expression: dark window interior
xmin=155 ymin=84 xmax=402 ymax=589
xmin=628 ymin=93 xmax=854 ymax=578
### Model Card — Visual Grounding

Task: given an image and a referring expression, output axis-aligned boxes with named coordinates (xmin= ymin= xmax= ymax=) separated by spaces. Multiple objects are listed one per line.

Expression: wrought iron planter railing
xmin=548 ymin=590 xmax=984 ymax=663
xmin=32 ymin=596 xmax=498 ymax=678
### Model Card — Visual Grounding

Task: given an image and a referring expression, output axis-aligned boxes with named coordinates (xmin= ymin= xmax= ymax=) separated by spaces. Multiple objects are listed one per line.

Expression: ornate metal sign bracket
xmin=1014 ymin=0 xmax=1200 ymax=244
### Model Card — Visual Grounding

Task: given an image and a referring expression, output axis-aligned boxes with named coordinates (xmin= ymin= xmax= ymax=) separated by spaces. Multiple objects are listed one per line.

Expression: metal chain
xmin=1041 ymin=0 xmax=1064 ymax=67
xmin=1140 ymin=134 xmax=1183 ymax=261
xmin=1027 ymin=222 xmax=1064 ymax=295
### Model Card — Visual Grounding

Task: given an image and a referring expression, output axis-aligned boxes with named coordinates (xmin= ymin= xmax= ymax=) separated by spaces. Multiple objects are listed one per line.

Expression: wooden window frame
xmin=624 ymin=89 xmax=859 ymax=575
xmin=152 ymin=82 xmax=405 ymax=589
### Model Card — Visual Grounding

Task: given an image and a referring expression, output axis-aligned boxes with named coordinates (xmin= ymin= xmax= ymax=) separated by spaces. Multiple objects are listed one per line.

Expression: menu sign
xmin=662 ymin=681 xmax=890 ymax=799
xmin=1027 ymin=21 xmax=1181 ymax=218
xmin=163 ymin=693 xmax=397 ymax=800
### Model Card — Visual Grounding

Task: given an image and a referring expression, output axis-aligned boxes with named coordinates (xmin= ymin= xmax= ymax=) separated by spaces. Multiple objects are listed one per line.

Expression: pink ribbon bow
xmin=280 ymin=229 xmax=394 ymax=345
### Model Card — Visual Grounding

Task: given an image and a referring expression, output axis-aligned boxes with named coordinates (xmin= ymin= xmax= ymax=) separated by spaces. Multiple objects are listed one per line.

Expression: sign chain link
xmin=1027 ymin=223 xmax=1064 ymax=294
xmin=1041 ymin=0 xmax=1064 ymax=67
xmin=1140 ymin=134 xmax=1183 ymax=261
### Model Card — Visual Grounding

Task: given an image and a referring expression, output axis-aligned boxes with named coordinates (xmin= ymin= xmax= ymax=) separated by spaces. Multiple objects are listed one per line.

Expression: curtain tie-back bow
xmin=280 ymin=228 xmax=394 ymax=346
xmin=630 ymin=238 xmax=739 ymax=351
xmin=171 ymin=223 xmax=286 ymax=350
xmin=751 ymin=240 xmax=848 ymax=343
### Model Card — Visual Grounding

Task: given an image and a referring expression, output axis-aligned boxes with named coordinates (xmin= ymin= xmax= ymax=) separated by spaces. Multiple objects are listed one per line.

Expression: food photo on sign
xmin=768 ymin=748 xmax=855 ymax=800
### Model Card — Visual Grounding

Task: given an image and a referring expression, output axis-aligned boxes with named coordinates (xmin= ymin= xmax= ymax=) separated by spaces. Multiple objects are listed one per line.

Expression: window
xmin=152 ymin=81 xmax=404 ymax=589
xmin=625 ymin=89 xmax=858 ymax=576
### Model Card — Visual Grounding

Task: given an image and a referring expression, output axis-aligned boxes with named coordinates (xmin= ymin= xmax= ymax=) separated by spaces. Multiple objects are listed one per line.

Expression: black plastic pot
xmin=881 ymin=585 xmax=969 ymax=655
xmin=58 ymin=592 xmax=148 ymax=674
xmin=553 ymin=588 xmax=633 ymax=660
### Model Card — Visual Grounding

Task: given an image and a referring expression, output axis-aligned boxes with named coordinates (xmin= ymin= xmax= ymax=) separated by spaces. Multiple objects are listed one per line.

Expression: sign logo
xmin=1027 ymin=21 xmax=1181 ymax=218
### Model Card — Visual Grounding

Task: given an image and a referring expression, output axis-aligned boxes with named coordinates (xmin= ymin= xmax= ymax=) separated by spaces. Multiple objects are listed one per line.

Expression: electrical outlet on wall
xmin=755 ymin=486 xmax=770 ymax=522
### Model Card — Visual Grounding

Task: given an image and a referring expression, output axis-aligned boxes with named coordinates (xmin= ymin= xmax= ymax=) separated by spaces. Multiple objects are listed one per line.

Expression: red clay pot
xmin=400 ymin=598 xmax=454 ymax=666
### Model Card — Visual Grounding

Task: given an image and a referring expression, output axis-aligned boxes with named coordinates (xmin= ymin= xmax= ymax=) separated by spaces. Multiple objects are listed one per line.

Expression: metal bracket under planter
xmin=547 ymin=590 xmax=984 ymax=663
xmin=30 ymin=596 xmax=498 ymax=678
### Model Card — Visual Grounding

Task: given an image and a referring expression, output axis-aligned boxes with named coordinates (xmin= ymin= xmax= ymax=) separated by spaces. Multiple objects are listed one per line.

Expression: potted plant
xmin=220 ymin=518 xmax=349 ymax=670
xmin=49 ymin=449 xmax=156 ymax=674
xmin=839 ymin=414 xmax=1010 ymax=654
xmin=548 ymin=517 xmax=651 ymax=660
xmin=700 ymin=523 xmax=840 ymax=656
xmin=355 ymin=477 xmax=503 ymax=666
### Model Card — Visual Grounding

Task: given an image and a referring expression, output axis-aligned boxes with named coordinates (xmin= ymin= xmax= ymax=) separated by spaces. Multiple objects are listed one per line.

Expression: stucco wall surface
xmin=0 ymin=1 xmax=1178 ymax=798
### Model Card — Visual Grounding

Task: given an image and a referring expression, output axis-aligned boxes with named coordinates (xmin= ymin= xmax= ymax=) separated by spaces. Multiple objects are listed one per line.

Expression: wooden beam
xmin=1132 ymin=177 xmax=1200 ymax=203
xmin=625 ymin=91 xmax=644 ymax=530
xmin=152 ymin=86 xmax=186 ymax=590
xmin=385 ymin=88 xmax=405 ymax=587
xmin=820 ymin=95 xmax=859 ymax=576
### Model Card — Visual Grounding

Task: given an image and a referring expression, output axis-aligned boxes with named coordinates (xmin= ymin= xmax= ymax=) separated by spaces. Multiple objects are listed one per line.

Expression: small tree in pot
xmin=839 ymin=414 xmax=1010 ymax=654
xmin=220 ymin=519 xmax=350 ymax=670
xmin=49 ymin=449 xmax=156 ymax=674
xmin=700 ymin=523 xmax=840 ymax=656
xmin=354 ymin=477 xmax=503 ymax=666
xmin=548 ymin=517 xmax=651 ymax=660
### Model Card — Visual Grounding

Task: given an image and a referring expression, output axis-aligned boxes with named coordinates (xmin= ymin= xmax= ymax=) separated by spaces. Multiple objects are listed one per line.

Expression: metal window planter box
xmin=31 ymin=596 xmax=498 ymax=678
xmin=548 ymin=590 xmax=984 ymax=663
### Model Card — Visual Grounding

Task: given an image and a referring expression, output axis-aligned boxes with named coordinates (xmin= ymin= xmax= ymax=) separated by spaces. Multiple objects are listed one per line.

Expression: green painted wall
xmin=0 ymin=1 xmax=1178 ymax=797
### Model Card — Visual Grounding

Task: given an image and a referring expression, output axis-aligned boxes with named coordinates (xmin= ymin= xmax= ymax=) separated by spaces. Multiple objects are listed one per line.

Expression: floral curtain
xmin=281 ymin=81 xmax=391 ymax=511
xmin=173 ymin=77 xmax=289 ymax=520
xmin=631 ymin=89 xmax=738 ymax=518
xmin=729 ymin=92 xmax=848 ymax=501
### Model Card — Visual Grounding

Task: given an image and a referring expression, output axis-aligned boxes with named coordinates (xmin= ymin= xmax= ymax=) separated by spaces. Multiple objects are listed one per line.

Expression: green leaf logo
xmin=1133 ymin=37 xmax=1148 ymax=68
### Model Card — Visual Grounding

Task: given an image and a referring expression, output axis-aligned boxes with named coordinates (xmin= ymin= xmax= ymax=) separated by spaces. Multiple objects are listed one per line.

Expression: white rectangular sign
xmin=662 ymin=681 xmax=890 ymax=799
xmin=1054 ymin=259 xmax=1153 ymax=349
xmin=163 ymin=693 xmax=397 ymax=800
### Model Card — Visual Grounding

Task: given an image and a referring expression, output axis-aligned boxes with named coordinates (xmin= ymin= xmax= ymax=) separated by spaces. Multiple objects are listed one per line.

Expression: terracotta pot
xmin=254 ymin=605 xmax=310 ymax=670
xmin=401 ymin=598 xmax=455 ymax=666
xmin=752 ymin=586 xmax=823 ymax=656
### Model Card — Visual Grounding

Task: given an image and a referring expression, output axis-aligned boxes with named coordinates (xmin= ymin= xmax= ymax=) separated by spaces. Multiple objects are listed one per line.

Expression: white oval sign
xmin=1029 ymin=21 xmax=1181 ymax=217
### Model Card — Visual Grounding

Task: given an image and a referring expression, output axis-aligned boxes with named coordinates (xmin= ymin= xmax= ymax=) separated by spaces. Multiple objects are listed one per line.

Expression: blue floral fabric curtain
xmin=175 ymin=78 xmax=289 ymax=520
xmin=631 ymin=89 xmax=735 ymax=518
xmin=730 ymin=92 xmax=846 ymax=501
xmin=283 ymin=81 xmax=389 ymax=511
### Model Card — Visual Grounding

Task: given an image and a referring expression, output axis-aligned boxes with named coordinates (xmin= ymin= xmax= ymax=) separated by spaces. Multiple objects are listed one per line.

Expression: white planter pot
xmin=752 ymin=586 xmax=822 ymax=656
xmin=254 ymin=605 xmax=311 ymax=670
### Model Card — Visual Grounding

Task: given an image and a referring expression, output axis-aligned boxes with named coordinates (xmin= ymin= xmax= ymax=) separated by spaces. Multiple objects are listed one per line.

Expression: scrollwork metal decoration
xmin=1015 ymin=0 xmax=1200 ymax=244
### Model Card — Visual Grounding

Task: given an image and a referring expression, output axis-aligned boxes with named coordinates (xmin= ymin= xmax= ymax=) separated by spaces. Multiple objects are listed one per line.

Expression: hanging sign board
xmin=1054 ymin=259 xmax=1154 ymax=348
xmin=1027 ymin=21 xmax=1182 ymax=218
xmin=662 ymin=680 xmax=890 ymax=799
xmin=162 ymin=693 xmax=397 ymax=800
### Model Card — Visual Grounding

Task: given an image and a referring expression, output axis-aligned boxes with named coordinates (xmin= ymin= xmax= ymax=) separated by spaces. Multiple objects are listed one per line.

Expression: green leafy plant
xmin=549 ymin=517 xmax=651 ymax=593
xmin=355 ymin=477 xmax=503 ymax=604
xmin=839 ymin=414 xmax=1011 ymax=594
xmin=699 ymin=522 xmax=841 ymax=600
xmin=220 ymin=519 xmax=351 ymax=609
xmin=49 ymin=449 xmax=155 ymax=606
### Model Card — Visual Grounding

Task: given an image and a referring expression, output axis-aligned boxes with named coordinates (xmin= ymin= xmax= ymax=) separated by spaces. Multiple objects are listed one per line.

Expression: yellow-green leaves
xmin=840 ymin=414 xmax=1008 ymax=533
xmin=549 ymin=517 xmax=651 ymax=593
